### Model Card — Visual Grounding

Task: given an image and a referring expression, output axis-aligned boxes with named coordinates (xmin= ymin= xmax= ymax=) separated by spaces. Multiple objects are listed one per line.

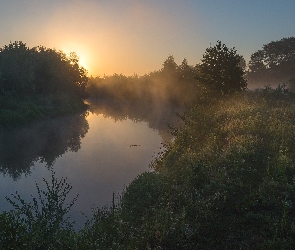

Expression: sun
xmin=59 ymin=42 xmax=91 ymax=72
xmin=76 ymin=53 xmax=88 ymax=70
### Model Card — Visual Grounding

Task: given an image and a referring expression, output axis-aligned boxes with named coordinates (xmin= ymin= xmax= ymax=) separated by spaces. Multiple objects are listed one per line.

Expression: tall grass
xmin=2 ymin=89 xmax=295 ymax=249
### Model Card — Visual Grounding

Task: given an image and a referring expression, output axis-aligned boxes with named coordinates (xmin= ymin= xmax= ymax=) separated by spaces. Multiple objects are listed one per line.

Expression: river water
xmin=0 ymin=99 xmax=184 ymax=227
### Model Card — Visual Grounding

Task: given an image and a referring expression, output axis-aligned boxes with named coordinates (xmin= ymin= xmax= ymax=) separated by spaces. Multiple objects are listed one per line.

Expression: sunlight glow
xmin=59 ymin=41 xmax=92 ymax=73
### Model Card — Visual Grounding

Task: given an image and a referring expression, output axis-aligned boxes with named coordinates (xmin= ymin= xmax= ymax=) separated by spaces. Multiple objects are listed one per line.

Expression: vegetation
xmin=247 ymin=37 xmax=295 ymax=88
xmin=0 ymin=172 xmax=78 ymax=249
xmin=0 ymin=41 xmax=89 ymax=127
xmin=2 ymin=88 xmax=295 ymax=249
xmin=2 ymin=38 xmax=295 ymax=248
xmin=87 ymin=55 xmax=199 ymax=108
xmin=196 ymin=41 xmax=247 ymax=95
xmin=80 ymin=89 xmax=295 ymax=249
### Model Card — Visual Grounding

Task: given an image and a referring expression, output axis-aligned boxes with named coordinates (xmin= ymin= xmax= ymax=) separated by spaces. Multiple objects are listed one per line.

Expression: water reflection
xmin=0 ymin=111 xmax=89 ymax=180
xmin=0 ymin=96 xmax=187 ymax=226
xmin=88 ymin=97 xmax=186 ymax=143
xmin=0 ymin=95 xmax=186 ymax=180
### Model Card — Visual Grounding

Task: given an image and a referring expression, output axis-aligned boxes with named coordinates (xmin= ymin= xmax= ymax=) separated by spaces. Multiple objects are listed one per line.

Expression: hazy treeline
xmin=0 ymin=41 xmax=88 ymax=127
xmin=88 ymin=36 xmax=295 ymax=104
xmin=2 ymin=37 xmax=295 ymax=249
xmin=87 ymin=56 xmax=203 ymax=140
xmin=246 ymin=37 xmax=295 ymax=89
xmin=88 ymin=56 xmax=200 ymax=106
xmin=1 ymin=37 xmax=294 ymax=127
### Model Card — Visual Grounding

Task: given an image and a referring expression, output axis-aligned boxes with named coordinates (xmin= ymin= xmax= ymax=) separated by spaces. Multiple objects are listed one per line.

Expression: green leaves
xmin=247 ymin=37 xmax=295 ymax=87
xmin=0 ymin=41 xmax=89 ymax=127
xmin=2 ymin=172 xmax=78 ymax=249
xmin=196 ymin=41 xmax=247 ymax=95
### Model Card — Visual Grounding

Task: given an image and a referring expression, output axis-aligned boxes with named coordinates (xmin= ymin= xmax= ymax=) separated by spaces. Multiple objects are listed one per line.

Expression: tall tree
xmin=247 ymin=37 xmax=295 ymax=87
xmin=177 ymin=58 xmax=196 ymax=81
xmin=162 ymin=55 xmax=178 ymax=76
xmin=196 ymin=41 xmax=247 ymax=95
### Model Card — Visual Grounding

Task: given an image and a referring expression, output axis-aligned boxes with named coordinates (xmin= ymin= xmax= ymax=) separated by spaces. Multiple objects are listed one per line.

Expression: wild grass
xmin=2 ymin=88 xmax=295 ymax=249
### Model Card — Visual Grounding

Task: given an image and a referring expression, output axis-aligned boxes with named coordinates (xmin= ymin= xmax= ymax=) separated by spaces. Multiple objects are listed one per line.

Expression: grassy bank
xmin=2 ymin=89 xmax=295 ymax=249
xmin=0 ymin=93 xmax=88 ymax=128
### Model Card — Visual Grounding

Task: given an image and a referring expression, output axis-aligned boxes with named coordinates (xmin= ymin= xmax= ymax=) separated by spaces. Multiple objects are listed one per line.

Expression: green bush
xmin=2 ymin=90 xmax=295 ymax=249
xmin=1 ymin=172 xmax=78 ymax=249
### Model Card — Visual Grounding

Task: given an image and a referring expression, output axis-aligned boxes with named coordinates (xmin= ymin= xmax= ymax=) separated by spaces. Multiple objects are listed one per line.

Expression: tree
xmin=162 ymin=55 xmax=178 ymax=76
xmin=247 ymin=37 xmax=295 ymax=87
xmin=196 ymin=41 xmax=247 ymax=95
xmin=0 ymin=41 xmax=88 ymax=99
xmin=0 ymin=71 xmax=5 ymax=95
xmin=177 ymin=58 xmax=196 ymax=81
xmin=0 ymin=41 xmax=35 ymax=94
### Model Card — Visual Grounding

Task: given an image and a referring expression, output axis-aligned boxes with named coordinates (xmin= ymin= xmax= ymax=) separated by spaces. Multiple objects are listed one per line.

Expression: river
xmin=0 ymin=99 xmax=185 ymax=228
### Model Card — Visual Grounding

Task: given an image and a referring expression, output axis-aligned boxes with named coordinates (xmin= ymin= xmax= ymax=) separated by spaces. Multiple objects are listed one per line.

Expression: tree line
xmin=1 ymin=37 xmax=295 ymax=127
xmin=0 ymin=41 xmax=88 ymax=127
xmin=0 ymin=41 xmax=88 ymax=98
xmin=88 ymin=36 xmax=295 ymax=103
xmin=1 ymin=36 xmax=295 ymax=248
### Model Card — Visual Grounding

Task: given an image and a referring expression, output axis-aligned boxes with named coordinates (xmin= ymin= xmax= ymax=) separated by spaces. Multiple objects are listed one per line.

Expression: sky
xmin=0 ymin=0 xmax=294 ymax=76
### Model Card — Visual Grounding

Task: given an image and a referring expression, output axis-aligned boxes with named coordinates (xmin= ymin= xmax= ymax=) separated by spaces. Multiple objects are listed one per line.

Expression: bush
xmin=1 ymin=172 xmax=78 ymax=249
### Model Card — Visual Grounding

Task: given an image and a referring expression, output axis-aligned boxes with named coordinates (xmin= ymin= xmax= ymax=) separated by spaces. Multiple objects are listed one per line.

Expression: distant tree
xmin=239 ymin=57 xmax=246 ymax=71
xmin=196 ymin=41 xmax=247 ymax=95
xmin=162 ymin=55 xmax=178 ymax=76
xmin=177 ymin=58 xmax=196 ymax=81
xmin=247 ymin=37 xmax=295 ymax=87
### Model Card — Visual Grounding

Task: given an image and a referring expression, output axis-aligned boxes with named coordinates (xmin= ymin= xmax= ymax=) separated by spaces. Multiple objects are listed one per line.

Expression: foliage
xmin=0 ymin=172 xmax=78 ymax=249
xmin=196 ymin=41 xmax=247 ymax=95
xmin=149 ymin=91 xmax=295 ymax=248
xmin=0 ymin=41 xmax=88 ymax=127
xmin=3 ymin=38 xmax=295 ymax=249
xmin=74 ymin=90 xmax=295 ymax=249
xmin=87 ymin=55 xmax=200 ymax=106
xmin=2 ymin=90 xmax=295 ymax=248
xmin=247 ymin=37 xmax=295 ymax=87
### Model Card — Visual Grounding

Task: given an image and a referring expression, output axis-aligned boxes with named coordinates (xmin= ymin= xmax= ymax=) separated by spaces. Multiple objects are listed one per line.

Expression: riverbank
xmin=0 ymin=93 xmax=88 ymax=128
xmin=113 ymin=89 xmax=295 ymax=249
xmin=2 ymin=88 xmax=295 ymax=249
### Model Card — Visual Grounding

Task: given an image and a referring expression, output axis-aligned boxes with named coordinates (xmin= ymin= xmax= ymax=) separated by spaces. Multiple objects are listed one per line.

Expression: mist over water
xmin=0 ymin=94 xmax=186 ymax=227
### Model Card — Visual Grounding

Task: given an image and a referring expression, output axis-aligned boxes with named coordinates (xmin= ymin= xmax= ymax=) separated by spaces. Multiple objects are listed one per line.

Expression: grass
xmin=2 ymin=88 xmax=295 ymax=249
xmin=0 ymin=93 xmax=88 ymax=128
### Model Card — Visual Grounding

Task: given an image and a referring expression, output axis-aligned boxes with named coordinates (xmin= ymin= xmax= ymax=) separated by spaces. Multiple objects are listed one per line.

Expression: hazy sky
xmin=0 ymin=0 xmax=294 ymax=76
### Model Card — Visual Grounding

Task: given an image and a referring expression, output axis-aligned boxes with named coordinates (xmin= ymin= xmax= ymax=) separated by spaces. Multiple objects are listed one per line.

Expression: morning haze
xmin=0 ymin=1 xmax=295 ymax=248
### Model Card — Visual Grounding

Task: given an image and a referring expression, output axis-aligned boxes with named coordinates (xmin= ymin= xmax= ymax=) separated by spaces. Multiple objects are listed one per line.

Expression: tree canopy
xmin=247 ymin=37 xmax=295 ymax=87
xmin=0 ymin=41 xmax=88 ymax=99
xmin=196 ymin=41 xmax=247 ymax=95
xmin=0 ymin=41 xmax=89 ymax=127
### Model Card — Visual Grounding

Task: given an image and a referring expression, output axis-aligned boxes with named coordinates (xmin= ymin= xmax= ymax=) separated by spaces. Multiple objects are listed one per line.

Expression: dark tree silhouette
xmin=161 ymin=55 xmax=178 ymax=77
xmin=196 ymin=41 xmax=247 ymax=95
xmin=0 ymin=41 xmax=88 ymax=98
xmin=247 ymin=37 xmax=295 ymax=87
xmin=177 ymin=58 xmax=197 ymax=81
xmin=0 ymin=41 xmax=89 ymax=126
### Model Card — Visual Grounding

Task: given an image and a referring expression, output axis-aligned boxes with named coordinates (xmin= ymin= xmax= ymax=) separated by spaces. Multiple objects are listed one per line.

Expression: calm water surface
xmin=0 ymin=102 xmax=180 ymax=226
